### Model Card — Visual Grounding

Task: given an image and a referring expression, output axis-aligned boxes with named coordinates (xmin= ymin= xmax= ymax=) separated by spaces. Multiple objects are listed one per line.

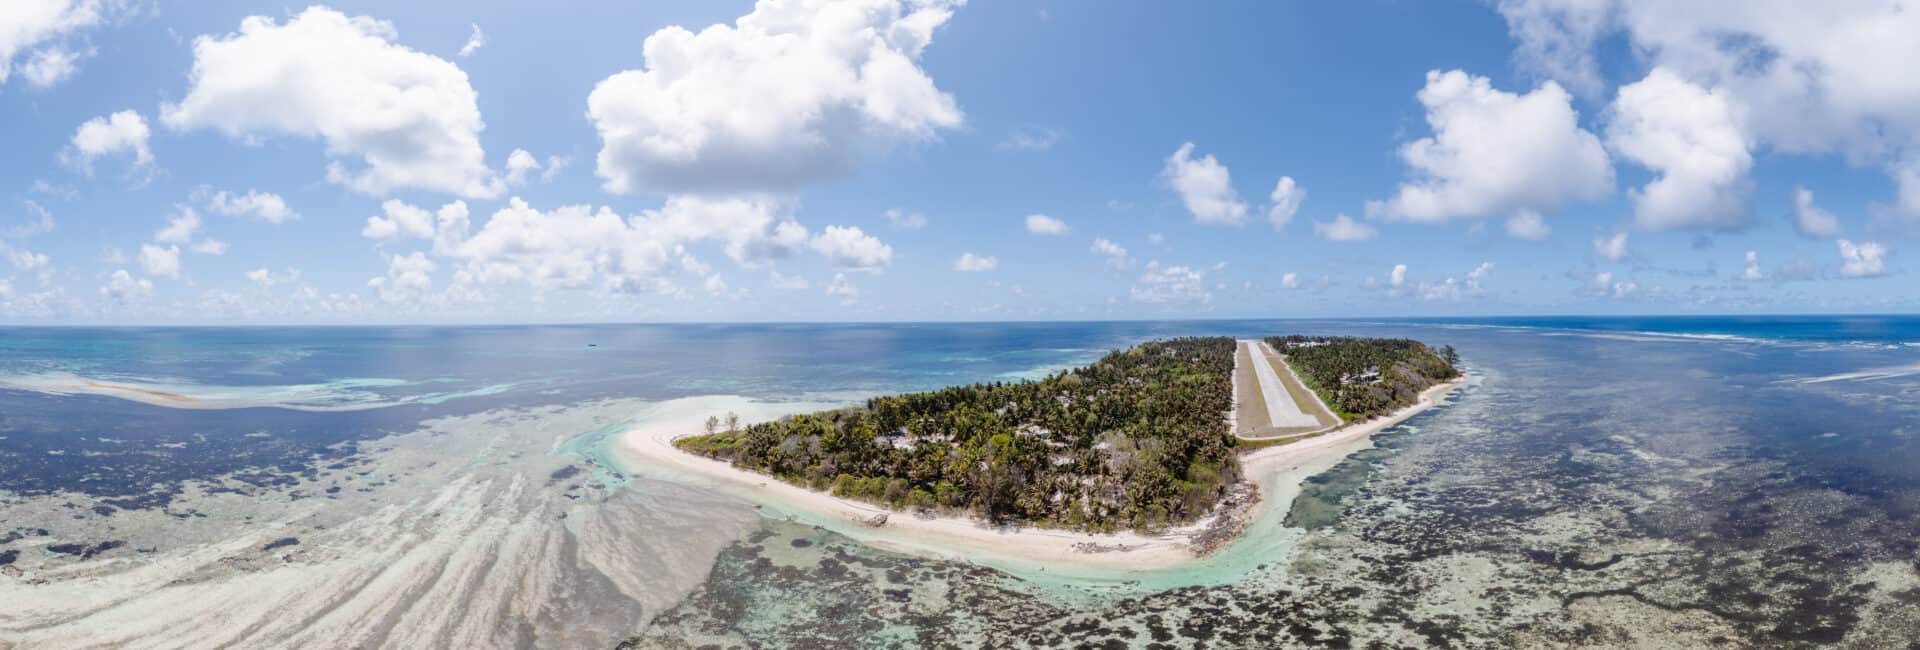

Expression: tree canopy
xmin=676 ymin=337 xmax=1239 ymax=532
xmin=1267 ymin=335 xmax=1461 ymax=421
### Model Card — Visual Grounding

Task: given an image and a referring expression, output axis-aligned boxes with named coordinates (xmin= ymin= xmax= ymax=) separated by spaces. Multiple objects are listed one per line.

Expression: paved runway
xmin=1239 ymin=339 xmax=1320 ymax=428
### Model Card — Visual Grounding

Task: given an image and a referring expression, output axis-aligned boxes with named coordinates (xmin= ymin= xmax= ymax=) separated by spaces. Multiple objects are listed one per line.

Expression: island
xmin=666 ymin=335 xmax=1463 ymax=550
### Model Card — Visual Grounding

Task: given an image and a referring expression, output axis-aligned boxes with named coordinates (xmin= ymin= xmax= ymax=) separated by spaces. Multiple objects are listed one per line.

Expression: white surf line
xmin=1239 ymin=340 xmax=1319 ymax=428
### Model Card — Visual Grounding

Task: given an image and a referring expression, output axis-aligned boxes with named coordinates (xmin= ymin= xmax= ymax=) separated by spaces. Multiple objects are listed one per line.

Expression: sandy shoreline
xmin=610 ymin=372 xmax=1466 ymax=577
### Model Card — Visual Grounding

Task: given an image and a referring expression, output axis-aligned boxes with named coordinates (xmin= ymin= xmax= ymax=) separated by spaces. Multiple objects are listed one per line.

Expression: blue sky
xmin=1 ymin=0 xmax=1916 ymax=323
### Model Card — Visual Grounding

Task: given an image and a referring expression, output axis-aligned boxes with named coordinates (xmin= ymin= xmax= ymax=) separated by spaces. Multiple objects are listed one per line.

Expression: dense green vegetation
xmin=676 ymin=337 xmax=1239 ymax=532
xmin=1266 ymin=336 xmax=1461 ymax=420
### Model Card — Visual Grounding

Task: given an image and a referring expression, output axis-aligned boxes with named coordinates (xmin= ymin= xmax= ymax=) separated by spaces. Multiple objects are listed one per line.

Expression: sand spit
xmin=0 ymin=372 xmax=521 ymax=412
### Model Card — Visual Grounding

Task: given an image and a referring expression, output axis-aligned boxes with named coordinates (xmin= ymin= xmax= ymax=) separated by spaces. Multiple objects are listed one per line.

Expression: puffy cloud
xmin=1741 ymin=250 xmax=1763 ymax=281
xmin=20 ymin=45 xmax=83 ymax=87
xmin=997 ymin=126 xmax=1062 ymax=152
xmin=1589 ymin=270 xmax=1637 ymax=298
xmin=144 ymin=204 xmax=226 ymax=262
xmin=139 ymin=244 xmax=180 ymax=278
xmin=1162 ymin=143 xmax=1248 ymax=226
xmin=825 ymin=272 xmax=859 ymax=303
xmin=161 ymin=7 xmax=502 ymax=198
xmin=64 ymin=110 xmax=152 ymax=172
xmin=1312 ymin=214 xmax=1377 ymax=242
xmin=1394 ymin=261 xmax=1495 ymax=302
xmin=430 ymin=201 xmax=470 ymax=256
xmin=952 ymin=252 xmax=996 ymax=272
xmin=1266 ymin=176 xmax=1304 ymax=230
xmin=0 ymin=0 xmax=101 ymax=88
xmin=1594 ymin=231 xmax=1629 ymax=261
xmin=1790 ymin=186 xmax=1843 ymax=240
xmin=883 ymin=208 xmax=927 ymax=229
xmin=1495 ymin=0 xmax=1616 ymax=99
xmin=368 ymin=251 xmax=435 ymax=303
xmin=457 ymin=23 xmax=484 ymax=57
xmin=201 ymin=188 xmax=299 ymax=223
xmin=809 ymin=225 xmax=892 ymax=272
xmin=246 ymin=267 xmax=273 ymax=287
xmin=437 ymin=196 xmax=820 ymax=295
xmin=1366 ymin=70 xmax=1611 ymax=225
xmin=2 ymin=241 xmax=50 ymax=272
xmin=586 ymin=0 xmax=963 ymax=194
xmin=1090 ymin=238 xmax=1131 ymax=270
xmin=1129 ymin=262 xmax=1210 ymax=304
xmin=1025 ymin=213 xmax=1068 ymax=235
xmin=191 ymin=239 xmax=229 ymax=255
xmin=1606 ymin=68 xmax=1752 ymax=231
xmin=768 ymin=270 xmax=809 ymax=289
xmin=1505 ymin=210 xmax=1551 ymax=240
xmin=100 ymin=269 xmax=151 ymax=303
xmin=503 ymin=149 xmax=568 ymax=187
xmin=1497 ymin=2 xmax=1920 ymax=230
xmin=1837 ymin=239 xmax=1887 ymax=278
xmin=154 ymin=207 xmax=202 ymax=244
xmin=361 ymin=199 xmax=436 ymax=240
xmin=451 ymin=199 xmax=677 ymax=292
xmin=1279 ymin=272 xmax=1299 ymax=290
xmin=504 ymin=149 xmax=540 ymax=186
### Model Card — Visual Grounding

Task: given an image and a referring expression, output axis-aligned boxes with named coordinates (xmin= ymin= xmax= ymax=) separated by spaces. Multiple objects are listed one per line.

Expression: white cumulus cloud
xmin=1791 ymin=186 xmax=1842 ymax=240
xmin=64 ymin=110 xmax=152 ymax=172
xmin=1505 ymin=211 xmax=1551 ymax=240
xmin=0 ymin=0 xmax=103 ymax=88
xmin=361 ymin=199 xmax=437 ymax=240
xmin=201 ymin=188 xmax=299 ymax=223
xmin=1090 ymin=238 xmax=1131 ymax=270
xmin=1366 ymin=70 xmax=1612 ymax=228
xmin=825 ymin=272 xmax=859 ymax=304
xmin=952 ymin=252 xmax=996 ymax=272
xmin=161 ymin=7 xmax=502 ymax=198
xmin=810 ymin=225 xmax=892 ymax=273
xmin=458 ymin=22 xmax=484 ymax=57
xmin=1266 ymin=176 xmax=1304 ymax=230
xmin=1162 ymin=142 xmax=1248 ymax=226
xmin=1607 ymin=68 xmax=1752 ymax=231
xmin=1313 ymin=214 xmax=1377 ymax=242
xmin=368 ymin=251 xmax=435 ymax=303
xmin=139 ymin=244 xmax=180 ymax=279
xmin=1025 ymin=214 xmax=1069 ymax=236
xmin=100 ymin=269 xmax=151 ymax=302
xmin=1495 ymin=2 xmax=1920 ymax=232
xmin=1129 ymin=261 xmax=1210 ymax=304
xmin=883 ymin=208 xmax=928 ymax=230
xmin=154 ymin=207 xmax=202 ymax=245
xmin=1837 ymin=239 xmax=1887 ymax=278
xmin=586 ymin=0 xmax=963 ymax=195
xmin=1594 ymin=231 xmax=1629 ymax=261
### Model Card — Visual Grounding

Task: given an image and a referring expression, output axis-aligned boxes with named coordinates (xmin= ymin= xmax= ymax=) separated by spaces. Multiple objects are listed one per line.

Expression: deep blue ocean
xmin=5 ymin=316 xmax=1920 ymax=644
